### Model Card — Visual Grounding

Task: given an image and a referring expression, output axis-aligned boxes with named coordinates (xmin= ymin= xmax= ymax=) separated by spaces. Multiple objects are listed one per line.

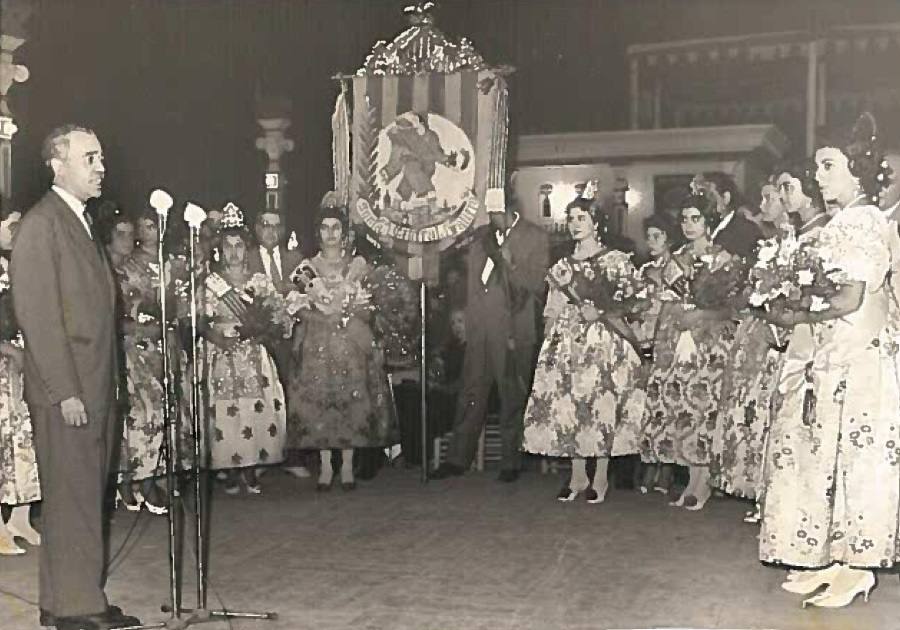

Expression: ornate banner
xmin=336 ymin=3 xmax=511 ymax=283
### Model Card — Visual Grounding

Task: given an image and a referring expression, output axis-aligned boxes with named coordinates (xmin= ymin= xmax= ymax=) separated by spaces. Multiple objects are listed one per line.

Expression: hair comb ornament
xmin=220 ymin=202 xmax=245 ymax=230
xmin=847 ymin=112 xmax=887 ymax=204
xmin=690 ymin=174 xmax=709 ymax=197
xmin=290 ymin=260 xmax=319 ymax=291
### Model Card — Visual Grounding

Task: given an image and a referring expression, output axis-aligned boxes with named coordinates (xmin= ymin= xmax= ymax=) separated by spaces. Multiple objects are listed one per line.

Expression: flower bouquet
xmin=547 ymin=252 xmax=646 ymax=355
xmin=0 ymin=259 xmax=18 ymax=343
xmin=747 ymin=238 xmax=841 ymax=314
xmin=690 ymin=249 xmax=746 ymax=310
xmin=205 ymin=272 xmax=290 ymax=349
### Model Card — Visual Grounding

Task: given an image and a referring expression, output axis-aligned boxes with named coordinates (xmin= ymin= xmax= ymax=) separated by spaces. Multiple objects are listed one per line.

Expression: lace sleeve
xmin=820 ymin=206 xmax=890 ymax=285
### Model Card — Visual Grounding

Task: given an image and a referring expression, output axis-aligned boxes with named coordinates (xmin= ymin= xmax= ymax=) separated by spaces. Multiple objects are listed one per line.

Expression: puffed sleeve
xmin=820 ymin=206 xmax=891 ymax=285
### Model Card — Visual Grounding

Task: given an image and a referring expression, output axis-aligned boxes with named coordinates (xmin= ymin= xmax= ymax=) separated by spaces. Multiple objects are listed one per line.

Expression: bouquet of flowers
xmin=0 ymin=258 xmax=18 ymax=343
xmin=205 ymin=272 xmax=291 ymax=348
xmin=548 ymin=252 xmax=648 ymax=317
xmin=689 ymin=249 xmax=746 ymax=310
xmin=747 ymin=237 xmax=840 ymax=313
xmin=238 ymin=273 xmax=293 ymax=342
xmin=289 ymin=257 xmax=374 ymax=329
xmin=548 ymin=252 xmax=646 ymax=355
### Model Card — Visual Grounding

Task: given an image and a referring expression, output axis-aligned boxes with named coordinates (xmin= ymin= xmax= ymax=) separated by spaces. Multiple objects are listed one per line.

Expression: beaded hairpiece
xmin=220 ymin=202 xmax=245 ymax=230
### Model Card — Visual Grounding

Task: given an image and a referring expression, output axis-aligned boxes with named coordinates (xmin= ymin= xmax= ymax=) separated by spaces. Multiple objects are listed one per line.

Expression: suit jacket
xmin=10 ymin=190 xmax=118 ymax=417
xmin=465 ymin=217 xmax=549 ymax=347
xmin=713 ymin=210 xmax=763 ymax=261
xmin=247 ymin=244 xmax=302 ymax=294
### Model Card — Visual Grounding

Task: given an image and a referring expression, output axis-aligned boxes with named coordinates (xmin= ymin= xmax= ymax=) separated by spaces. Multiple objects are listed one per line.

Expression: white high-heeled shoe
xmin=802 ymin=570 xmax=876 ymax=608
xmin=781 ymin=563 xmax=841 ymax=594
xmin=0 ymin=531 xmax=25 ymax=555
xmin=586 ymin=483 xmax=609 ymax=505
xmin=6 ymin=522 xmax=41 ymax=546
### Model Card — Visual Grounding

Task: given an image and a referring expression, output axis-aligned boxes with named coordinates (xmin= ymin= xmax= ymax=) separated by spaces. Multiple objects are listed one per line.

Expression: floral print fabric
xmin=640 ymin=245 xmax=738 ymax=466
xmin=522 ymin=251 xmax=646 ymax=458
xmin=205 ymin=274 xmax=286 ymax=469
xmin=287 ymin=254 xmax=398 ymax=449
xmin=760 ymin=205 xmax=900 ymax=568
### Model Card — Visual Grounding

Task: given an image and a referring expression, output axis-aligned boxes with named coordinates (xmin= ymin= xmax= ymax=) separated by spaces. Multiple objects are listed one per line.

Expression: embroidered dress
xmin=205 ymin=273 xmax=286 ymax=469
xmin=0 ymin=255 xmax=40 ymax=504
xmin=640 ymin=245 xmax=738 ymax=466
xmin=760 ymin=205 xmax=900 ymax=568
xmin=287 ymin=254 xmax=398 ymax=449
xmin=522 ymin=250 xmax=645 ymax=458
xmin=711 ymin=316 xmax=785 ymax=500
xmin=117 ymin=253 xmax=166 ymax=480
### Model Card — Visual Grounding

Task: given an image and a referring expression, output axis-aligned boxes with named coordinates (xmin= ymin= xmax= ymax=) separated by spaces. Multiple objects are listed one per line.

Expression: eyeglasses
xmin=259 ymin=222 xmax=281 ymax=229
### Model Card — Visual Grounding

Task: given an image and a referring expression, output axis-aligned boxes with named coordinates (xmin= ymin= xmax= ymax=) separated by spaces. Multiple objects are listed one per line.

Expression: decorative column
xmin=0 ymin=0 xmax=31 ymax=207
xmin=255 ymin=96 xmax=294 ymax=214
xmin=629 ymin=56 xmax=640 ymax=129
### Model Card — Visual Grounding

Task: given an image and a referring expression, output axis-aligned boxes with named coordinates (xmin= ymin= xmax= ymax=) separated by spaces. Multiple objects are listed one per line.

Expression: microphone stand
xmin=126 ymin=212 xmax=276 ymax=630
xmin=153 ymin=220 xmax=277 ymax=627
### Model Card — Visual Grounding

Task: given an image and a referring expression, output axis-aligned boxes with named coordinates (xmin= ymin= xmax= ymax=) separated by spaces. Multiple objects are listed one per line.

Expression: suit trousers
xmin=30 ymin=402 xmax=118 ymax=617
xmin=447 ymin=326 xmax=533 ymax=472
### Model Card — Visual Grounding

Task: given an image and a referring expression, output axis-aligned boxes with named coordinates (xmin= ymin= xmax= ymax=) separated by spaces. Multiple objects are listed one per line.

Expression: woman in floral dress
xmin=203 ymin=206 xmax=287 ymax=494
xmin=711 ymin=181 xmax=793 ymax=520
xmin=522 ymin=198 xmax=646 ymax=503
xmin=113 ymin=209 xmax=169 ymax=513
xmin=287 ymin=206 xmax=398 ymax=492
xmin=640 ymin=194 xmax=740 ymax=511
xmin=635 ymin=214 xmax=680 ymax=494
xmin=758 ymin=115 xmax=900 ymax=608
xmin=0 ymin=215 xmax=42 ymax=555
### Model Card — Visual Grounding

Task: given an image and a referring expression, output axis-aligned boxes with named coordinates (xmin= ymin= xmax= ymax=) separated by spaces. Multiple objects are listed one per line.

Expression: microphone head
xmin=183 ymin=202 xmax=208 ymax=230
xmin=149 ymin=189 xmax=174 ymax=216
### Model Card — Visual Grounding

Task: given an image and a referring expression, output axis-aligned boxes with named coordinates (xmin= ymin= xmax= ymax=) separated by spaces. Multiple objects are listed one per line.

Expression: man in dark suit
xmin=701 ymin=171 xmax=763 ymax=261
xmin=11 ymin=125 xmax=140 ymax=629
xmin=433 ymin=201 xmax=549 ymax=482
xmin=246 ymin=209 xmax=306 ymax=477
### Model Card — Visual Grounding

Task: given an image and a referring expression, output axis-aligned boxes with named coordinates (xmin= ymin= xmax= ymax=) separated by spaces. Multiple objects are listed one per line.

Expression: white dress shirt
xmin=52 ymin=185 xmax=92 ymax=237
xmin=260 ymin=245 xmax=283 ymax=282
xmin=709 ymin=210 xmax=734 ymax=242
xmin=481 ymin=212 xmax=520 ymax=285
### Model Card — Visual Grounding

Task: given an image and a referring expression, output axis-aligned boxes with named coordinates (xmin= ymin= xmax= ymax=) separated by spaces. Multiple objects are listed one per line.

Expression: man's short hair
xmin=701 ymin=171 xmax=745 ymax=211
xmin=41 ymin=124 xmax=95 ymax=166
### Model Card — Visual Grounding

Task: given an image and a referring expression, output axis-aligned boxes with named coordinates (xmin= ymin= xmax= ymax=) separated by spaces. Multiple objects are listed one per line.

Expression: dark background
xmin=8 ymin=0 xmax=900 ymax=247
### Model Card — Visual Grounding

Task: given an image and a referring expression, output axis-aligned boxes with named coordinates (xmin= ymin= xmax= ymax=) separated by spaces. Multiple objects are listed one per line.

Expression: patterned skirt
xmin=0 ymin=354 xmax=40 ymax=504
xmin=522 ymin=309 xmax=645 ymax=458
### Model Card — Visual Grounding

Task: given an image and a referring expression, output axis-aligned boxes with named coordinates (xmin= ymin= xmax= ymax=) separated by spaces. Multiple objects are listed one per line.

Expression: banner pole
xmin=420 ymin=279 xmax=428 ymax=483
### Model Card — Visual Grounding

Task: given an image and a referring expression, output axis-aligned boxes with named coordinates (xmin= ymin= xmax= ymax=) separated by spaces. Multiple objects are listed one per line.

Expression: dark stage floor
xmin=1 ymin=467 xmax=897 ymax=630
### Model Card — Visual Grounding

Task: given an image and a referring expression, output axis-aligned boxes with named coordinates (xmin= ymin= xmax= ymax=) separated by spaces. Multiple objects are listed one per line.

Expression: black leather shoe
xmin=430 ymin=463 xmax=464 ymax=479
xmin=497 ymin=469 xmax=520 ymax=483
xmin=54 ymin=610 xmax=141 ymax=630
xmin=41 ymin=606 xmax=132 ymax=628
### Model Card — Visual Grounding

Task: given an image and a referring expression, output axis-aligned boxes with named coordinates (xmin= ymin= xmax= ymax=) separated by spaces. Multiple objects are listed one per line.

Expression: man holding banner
xmin=433 ymin=197 xmax=549 ymax=482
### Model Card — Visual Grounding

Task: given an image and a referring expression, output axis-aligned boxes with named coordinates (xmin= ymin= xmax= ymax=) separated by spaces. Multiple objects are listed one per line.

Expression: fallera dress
xmin=760 ymin=204 xmax=900 ymax=568
xmin=522 ymin=250 xmax=646 ymax=458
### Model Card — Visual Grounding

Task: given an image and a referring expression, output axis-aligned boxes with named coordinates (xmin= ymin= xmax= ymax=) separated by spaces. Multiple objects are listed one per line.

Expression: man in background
xmin=433 ymin=197 xmax=549 ymax=482
xmin=247 ymin=208 xmax=306 ymax=477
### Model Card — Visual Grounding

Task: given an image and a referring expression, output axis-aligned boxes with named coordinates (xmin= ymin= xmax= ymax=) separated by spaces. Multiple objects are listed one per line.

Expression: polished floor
xmin=1 ymin=466 xmax=898 ymax=630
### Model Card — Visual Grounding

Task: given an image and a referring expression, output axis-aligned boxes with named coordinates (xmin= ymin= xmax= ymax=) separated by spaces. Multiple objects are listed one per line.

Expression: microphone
xmin=149 ymin=189 xmax=174 ymax=218
xmin=183 ymin=202 xmax=207 ymax=231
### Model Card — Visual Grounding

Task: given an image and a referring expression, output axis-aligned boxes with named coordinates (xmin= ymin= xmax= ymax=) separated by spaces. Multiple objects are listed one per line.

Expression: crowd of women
xmin=2 ymin=111 xmax=900 ymax=610
xmin=519 ymin=111 xmax=900 ymax=609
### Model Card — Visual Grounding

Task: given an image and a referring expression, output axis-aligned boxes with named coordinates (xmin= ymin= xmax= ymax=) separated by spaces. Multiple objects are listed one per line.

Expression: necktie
xmin=83 ymin=211 xmax=94 ymax=239
xmin=269 ymin=249 xmax=283 ymax=285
